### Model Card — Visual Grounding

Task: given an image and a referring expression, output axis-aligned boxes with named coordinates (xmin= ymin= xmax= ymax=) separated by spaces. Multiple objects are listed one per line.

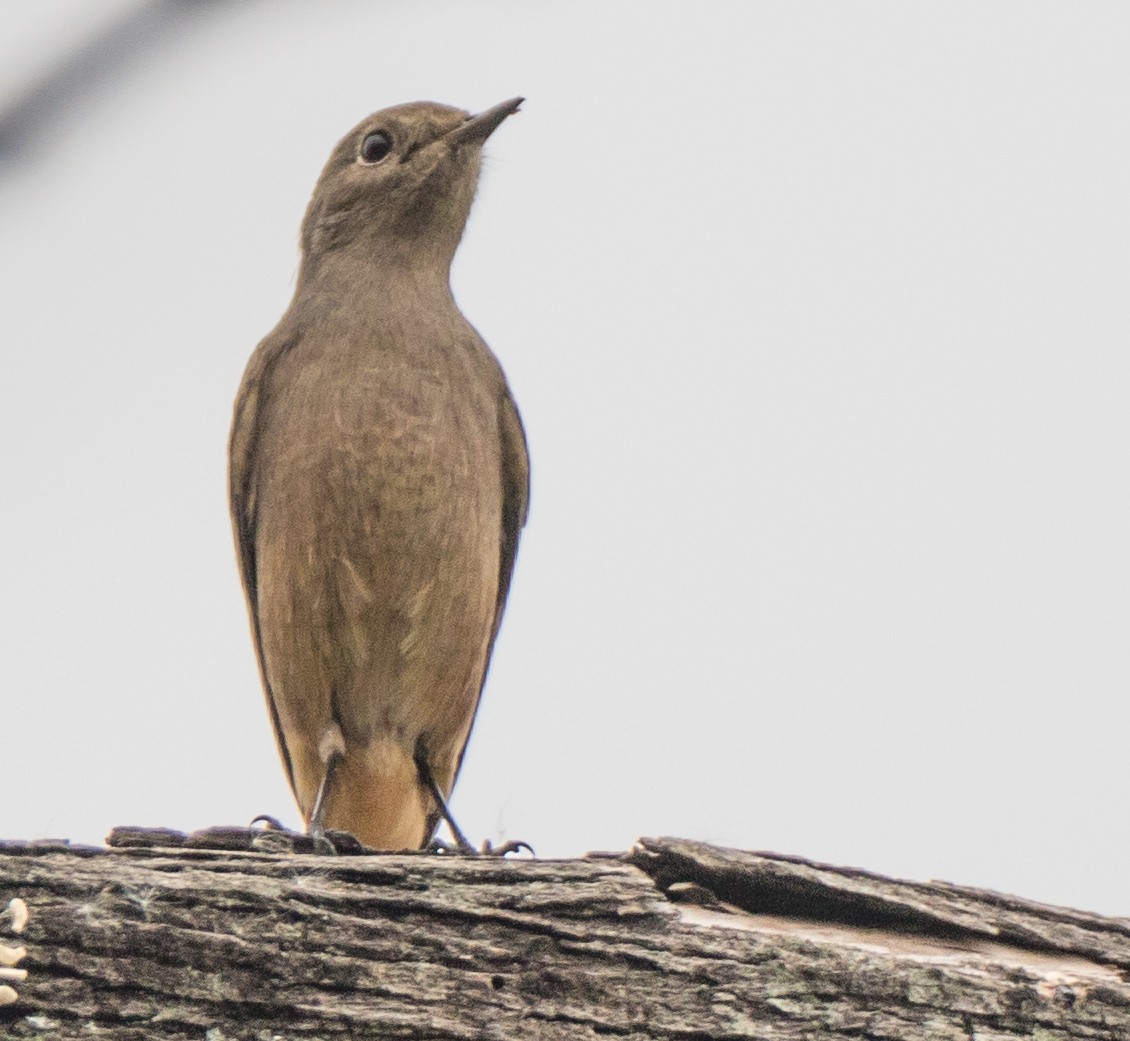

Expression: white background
xmin=2 ymin=2 xmax=1127 ymax=915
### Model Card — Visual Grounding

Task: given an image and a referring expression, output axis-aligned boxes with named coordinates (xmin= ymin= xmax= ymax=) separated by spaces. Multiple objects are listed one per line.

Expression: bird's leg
xmin=413 ymin=744 xmax=475 ymax=854
xmin=308 ymin=749 xmax=344 ymax=855
xmin=413 ymin=743 xmax=533 ymax=857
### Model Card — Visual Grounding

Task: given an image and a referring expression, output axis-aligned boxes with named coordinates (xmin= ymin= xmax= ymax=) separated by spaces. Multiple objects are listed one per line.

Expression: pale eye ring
xmin=360 ymin=131 xmax=393 ymax=164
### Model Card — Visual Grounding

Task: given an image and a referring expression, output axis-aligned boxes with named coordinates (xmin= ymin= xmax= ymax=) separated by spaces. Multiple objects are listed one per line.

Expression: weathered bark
xmin=1 ymin=828 xmax=1128 ymax=1039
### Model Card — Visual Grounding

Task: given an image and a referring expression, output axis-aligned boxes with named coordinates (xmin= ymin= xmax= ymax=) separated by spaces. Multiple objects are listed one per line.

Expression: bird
xmin=228 ymin=98 xmax=529 ymax=852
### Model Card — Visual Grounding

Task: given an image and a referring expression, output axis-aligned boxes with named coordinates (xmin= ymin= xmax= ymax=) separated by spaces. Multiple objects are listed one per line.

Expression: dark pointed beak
xmin=448 ymin=96 xmax=524 ymax=146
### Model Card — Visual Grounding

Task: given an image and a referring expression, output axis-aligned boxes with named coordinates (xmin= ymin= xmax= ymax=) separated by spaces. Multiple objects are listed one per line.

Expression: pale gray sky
xmin=2 ymin=1 xmax=1128 ymax=916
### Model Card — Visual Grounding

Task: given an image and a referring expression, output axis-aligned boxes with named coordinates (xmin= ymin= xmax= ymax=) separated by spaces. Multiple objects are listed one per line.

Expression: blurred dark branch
xmin=0 ymin=0 xmax=240 ymax=163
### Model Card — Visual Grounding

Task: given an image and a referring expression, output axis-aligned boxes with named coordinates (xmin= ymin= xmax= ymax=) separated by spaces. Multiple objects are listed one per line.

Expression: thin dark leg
xmin=413 ymin=746 xmax=475 ymax=853
xmin=308 ymin=750 xmax=344 ymax=855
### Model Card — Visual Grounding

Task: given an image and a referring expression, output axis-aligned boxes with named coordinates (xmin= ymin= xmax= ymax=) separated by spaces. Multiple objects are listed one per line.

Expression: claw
xmin=248 ymin=815 xmax=307 ymax=853
xmin=482 ymin=839 xmax=535 ymax=858
xmin=250 ymin=829 xmax=301 ymax=854
xmin=248 ymin=814 xmax=365 ymax=855
xmin=425 ymin=836 xmax=534 ymax=857
xmin=427 ymin=836 xmax=476 ymax=855
xmin=321 ymin=829 xmax=366 ymax=854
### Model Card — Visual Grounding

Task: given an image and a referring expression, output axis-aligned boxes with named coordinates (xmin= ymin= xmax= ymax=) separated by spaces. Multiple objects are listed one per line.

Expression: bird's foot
xmin=424 ymin=835 xmax=470 ymax=855
xmin=248 ymin=814 xmax=309 ymax=853
xmin=309 ymin=825 xmax=368 ymax=855
xmin=412 ymin=746 xmax=533 ymax=857
xmin=481 ymin=839 xmax=535 ymax=857
xmin=425 ymin=836 xmax=534 ymax=857
xmin=249 ymin=815 xmax=363 ymax=855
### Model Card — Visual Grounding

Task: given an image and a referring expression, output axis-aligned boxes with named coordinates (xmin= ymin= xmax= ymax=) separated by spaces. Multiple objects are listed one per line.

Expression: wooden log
xmin=0 ymin=829 xmax=1127 ymax=1039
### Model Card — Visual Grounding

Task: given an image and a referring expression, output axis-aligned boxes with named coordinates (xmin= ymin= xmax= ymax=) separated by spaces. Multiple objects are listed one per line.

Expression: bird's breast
xmin=251 ymin=320 xmax=505 ymax=750
xmin=252 ymin=317 xmax=505 ymax=617
xmin=261 ymin=322 xmax=500 ymax=513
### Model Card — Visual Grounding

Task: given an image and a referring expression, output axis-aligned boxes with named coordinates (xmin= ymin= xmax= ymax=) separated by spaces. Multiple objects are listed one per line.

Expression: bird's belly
xmin=253 ymin=379 xmax=502 ymax=795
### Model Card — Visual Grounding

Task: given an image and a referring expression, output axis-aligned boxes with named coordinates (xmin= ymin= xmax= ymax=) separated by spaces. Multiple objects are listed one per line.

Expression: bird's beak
xmin=447 ymin=97 xmax=524 ymax=146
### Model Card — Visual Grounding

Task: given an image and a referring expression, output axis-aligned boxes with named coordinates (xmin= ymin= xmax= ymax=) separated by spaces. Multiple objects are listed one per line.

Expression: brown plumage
xmin=229 ymin=99 xmax=528 ymax=850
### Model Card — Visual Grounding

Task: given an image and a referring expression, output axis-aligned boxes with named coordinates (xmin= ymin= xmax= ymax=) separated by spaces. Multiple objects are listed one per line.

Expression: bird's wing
xmin=228 ymin=332 xmax=298 ymax=797
xmin=493 ymin=388 xmax=531 ymax=638
xmin=449 ymin=386 xmax=530 ymax=788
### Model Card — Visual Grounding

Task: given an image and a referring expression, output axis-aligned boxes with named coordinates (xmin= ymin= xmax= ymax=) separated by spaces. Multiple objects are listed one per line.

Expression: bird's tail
xmin=312 ymin=739 xmax=431 ymax=851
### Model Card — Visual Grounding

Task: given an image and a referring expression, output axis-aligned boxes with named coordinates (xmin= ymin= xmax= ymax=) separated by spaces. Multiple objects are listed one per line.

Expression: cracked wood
xmin=0 ymin=830 xmax=1127 ymax=1039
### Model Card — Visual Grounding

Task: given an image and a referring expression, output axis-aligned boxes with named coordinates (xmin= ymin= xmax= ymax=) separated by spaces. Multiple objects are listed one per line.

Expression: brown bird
xmin=229 ymin=98 xmax=529 ymax=851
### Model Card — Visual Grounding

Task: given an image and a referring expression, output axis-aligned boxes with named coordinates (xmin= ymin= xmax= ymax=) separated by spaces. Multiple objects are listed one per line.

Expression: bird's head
xmin=299 ymin=98 xmax=522 ymax=275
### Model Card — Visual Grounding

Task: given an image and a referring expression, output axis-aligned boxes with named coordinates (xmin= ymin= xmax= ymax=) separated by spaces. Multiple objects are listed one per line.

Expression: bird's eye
xmin=359 ymin=131 xmax=393 ymax=164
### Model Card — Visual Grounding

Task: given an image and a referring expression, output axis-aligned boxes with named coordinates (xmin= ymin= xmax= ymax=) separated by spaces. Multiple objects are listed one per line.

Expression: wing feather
xmin=449 ymin=386 xmax=530 ymax=786
xmin=228 ymin=333 xmax=299 ymax=796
